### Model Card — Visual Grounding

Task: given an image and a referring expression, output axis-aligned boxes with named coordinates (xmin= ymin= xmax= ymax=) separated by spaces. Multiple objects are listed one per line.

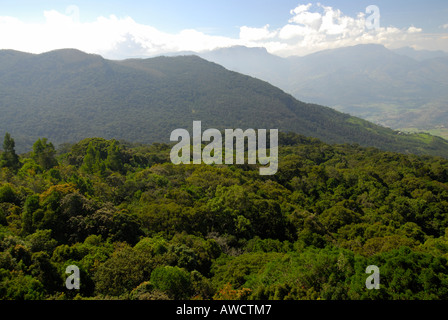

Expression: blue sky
xmin=1 ymin=0 xmax=447 ymax=58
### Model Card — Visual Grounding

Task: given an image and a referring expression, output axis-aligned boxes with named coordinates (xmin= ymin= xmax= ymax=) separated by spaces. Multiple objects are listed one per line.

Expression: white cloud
xmin=0 ymin=4 xmax=445 ymax=59
xmin=279 ymin=24 xmax=313 ymax=40
xmin=0 ymin=11 xmax=130 ymax=55
xmin=0 ymin=11 xmax=243 ymax=58
xmin=407 ymin=26 xmax=423 ymax=33
xmin=291 ymin=3 xmax=313 ymax=15
xmin=319 ymin=5 xmax=347 ymax=35
xmin=239 ymin=24 xmax=277 ymax=42
xmin=289 ymin=11 xmax=322 ymax=30
xmin=253 ymin=3 xmax=440 ymax=57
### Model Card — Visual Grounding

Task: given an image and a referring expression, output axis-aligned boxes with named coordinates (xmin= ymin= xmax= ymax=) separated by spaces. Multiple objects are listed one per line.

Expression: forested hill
xmin=1 ymin=133 xmax=448 ymax=300
xmin=0 ymin=48 xmax=448 ymax=157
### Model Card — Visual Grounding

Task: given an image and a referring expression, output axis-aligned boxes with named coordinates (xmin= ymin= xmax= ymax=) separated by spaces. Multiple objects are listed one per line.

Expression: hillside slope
xmin=200 ymin=44 xmax=448 ymax=136
xmin=0 ymin=49 xmax=447 ymax=157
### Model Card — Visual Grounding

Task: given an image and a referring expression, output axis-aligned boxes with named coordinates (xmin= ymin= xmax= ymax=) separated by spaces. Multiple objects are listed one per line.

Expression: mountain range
xmin=0 ymin=48 xmax=447 ymax=158
xmin=199 ymin=44 xmax=448 ymax=139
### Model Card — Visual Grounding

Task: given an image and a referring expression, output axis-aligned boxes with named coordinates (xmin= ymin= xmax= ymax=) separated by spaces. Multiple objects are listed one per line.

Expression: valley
xmin=198 ymin=44 xmax=448 ymax=140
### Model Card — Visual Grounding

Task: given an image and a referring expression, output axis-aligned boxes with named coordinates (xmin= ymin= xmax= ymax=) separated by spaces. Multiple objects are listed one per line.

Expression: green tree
xmin=150 ymin=266 xmax=192 ymax=299
xmin=32 ymin=138 xmax=57 ymax=170
xmin=0 ymin=270 xmax=46 ymax=300
xmin=106 ymin=140 xmax=123 ymax=172
xmin=81 ymin=142 xmax=97 ymax=174
xmin=318 ymin=205 xmax=362 ymax=233
xmin=28 ymin=251 xmax=60 ymax=293
xmin=21 ymin=195 xmax=40 ymax=235
xmin=82 ymin=142 xmax=106 ymax=175
xmin=94 ymin=245 xmax=153 ymax=296
xmin=26 ymin=230 xmax=58 ymax=254
xmin=0 ymin=184 xmax=19 ymax=205
xmin=0 ymin=132 xmax=20 ymax=171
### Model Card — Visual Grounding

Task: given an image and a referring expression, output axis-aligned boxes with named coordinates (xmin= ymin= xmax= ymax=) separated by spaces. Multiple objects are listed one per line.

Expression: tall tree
xmin=106 ymin=140 xmax=123 ymax=172
xmin=0 ymin=132 xmax=20 ymax=171
xmin=82 ymin=142 xmax=103 ymax=174
xmin=32 ymin=138 xmax=57 ymax=170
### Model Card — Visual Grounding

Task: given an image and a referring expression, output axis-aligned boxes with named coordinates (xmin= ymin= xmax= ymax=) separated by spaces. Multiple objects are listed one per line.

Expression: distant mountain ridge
xmin=0 ymin=48 xmax=448 ymax=158
xmin=199 ymin=44 xmax=448 ymax=138
xmin=392 ymin=46 xmax=448 ymax=61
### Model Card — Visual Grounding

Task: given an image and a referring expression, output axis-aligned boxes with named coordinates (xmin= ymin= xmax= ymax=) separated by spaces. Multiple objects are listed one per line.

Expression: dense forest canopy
xmin=1 ymin=132 xmax=448 ymax=300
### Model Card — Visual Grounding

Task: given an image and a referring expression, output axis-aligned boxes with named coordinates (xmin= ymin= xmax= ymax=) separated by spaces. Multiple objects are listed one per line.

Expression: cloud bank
xmin=0 ymin=3 xmax=446 ymax=59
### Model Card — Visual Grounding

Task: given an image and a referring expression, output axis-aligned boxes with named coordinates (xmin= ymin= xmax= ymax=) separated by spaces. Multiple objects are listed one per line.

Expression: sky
xmin=1 ymin=0 xmax=448 ymax=59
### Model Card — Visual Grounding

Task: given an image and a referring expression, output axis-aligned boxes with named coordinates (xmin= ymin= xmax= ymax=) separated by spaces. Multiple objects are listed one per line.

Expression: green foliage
xmin=105 ymin=140 xmax=124 ymax=173
xmin=0 ymin=132 xmax=20 ymax=171
xmin=150 ymin=266 xmax=192 ymax=299
xmin=1 ymin=133 xmax=448 ymax=300
xmin=94 ymin=245 xmax=152 ymax=297
xmin=0 ymin=269 xmax=46 ymax=300
xmin=0 ymin=184 xmax=19 ymax=205
xmin=81 ymin=142 xmax=101 ymax=174
xmin=32 ymin=138 xmax=57 ymax=170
